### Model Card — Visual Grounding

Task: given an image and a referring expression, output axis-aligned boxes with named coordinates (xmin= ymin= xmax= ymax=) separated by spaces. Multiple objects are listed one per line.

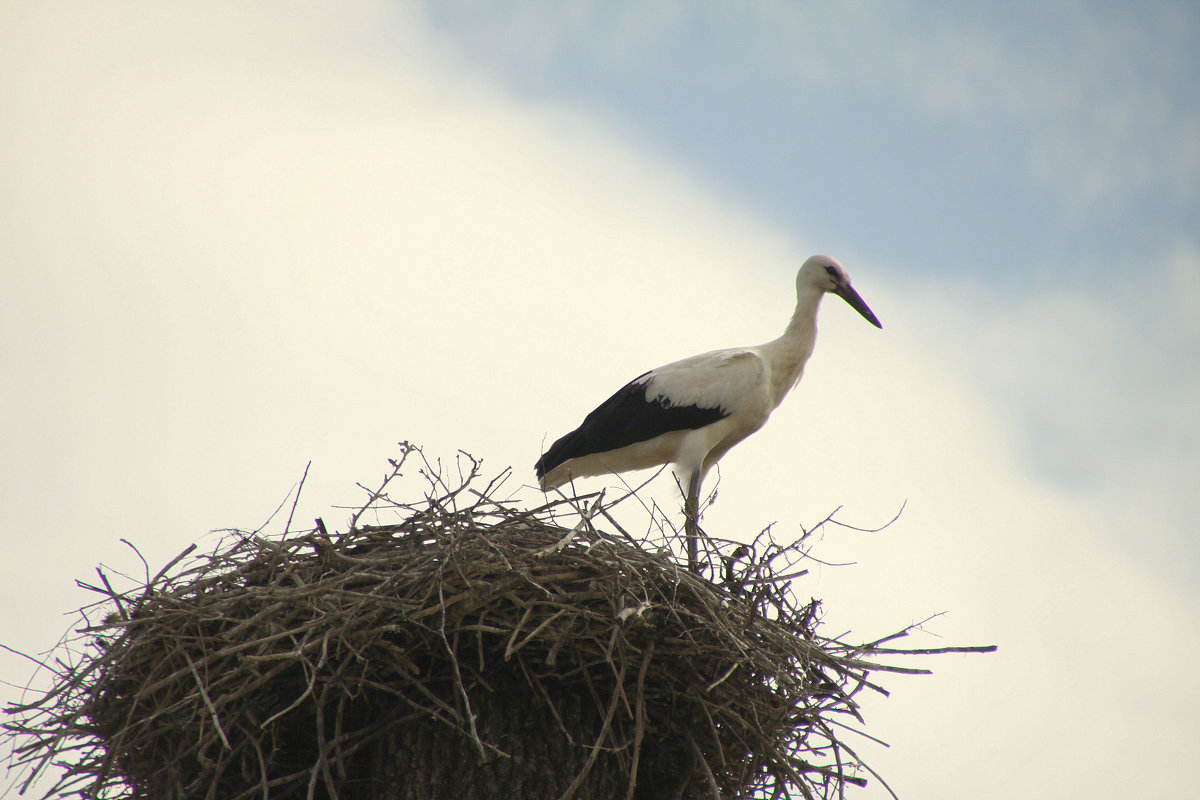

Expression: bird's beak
xmin=835 ymin=283 xmax=883 ymax=328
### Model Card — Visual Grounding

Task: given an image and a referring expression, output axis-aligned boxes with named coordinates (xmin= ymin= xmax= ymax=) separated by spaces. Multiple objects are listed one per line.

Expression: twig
xmin=182 ymin=650 xmax=231 ymax=751
xmin=624 ymin=641 xmax=654 ymax=800
xmin=285 ymin=460 xmax=312 ymax=535
xmin=533 ymin=493 xmax=604 ymax=557
xmin=553 ymin=642 xmax=628 ymax=800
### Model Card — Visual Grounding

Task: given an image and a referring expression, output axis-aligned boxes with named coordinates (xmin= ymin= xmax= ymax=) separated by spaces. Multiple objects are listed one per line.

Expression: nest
xmin=3 ymin=445 xmax=993 ymax=799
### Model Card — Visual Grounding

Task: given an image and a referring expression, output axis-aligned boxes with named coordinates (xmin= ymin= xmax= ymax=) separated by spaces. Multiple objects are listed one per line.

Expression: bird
xmin=535 ymin=254 xmax=882 ymax=572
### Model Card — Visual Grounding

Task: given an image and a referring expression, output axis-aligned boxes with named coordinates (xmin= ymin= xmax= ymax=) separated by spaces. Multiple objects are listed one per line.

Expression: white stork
xmin=535 ymin=254 xmax=882 ymax=572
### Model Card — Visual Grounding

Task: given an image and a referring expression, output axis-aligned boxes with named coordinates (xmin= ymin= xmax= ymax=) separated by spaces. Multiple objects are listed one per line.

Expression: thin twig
xmin=182 ymin=651 xmax=231 ymax=751
xmin=285 ymin=460 xmax=312 ymax=535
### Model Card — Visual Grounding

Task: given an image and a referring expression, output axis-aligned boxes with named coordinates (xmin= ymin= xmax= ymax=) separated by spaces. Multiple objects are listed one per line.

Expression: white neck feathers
xmin=760 ymin=285 xmax=823 ymax=407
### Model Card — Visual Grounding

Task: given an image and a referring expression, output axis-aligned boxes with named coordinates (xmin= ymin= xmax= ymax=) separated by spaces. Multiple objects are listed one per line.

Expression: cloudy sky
xmin=2 ymin=2 xmax=1197 ymax=798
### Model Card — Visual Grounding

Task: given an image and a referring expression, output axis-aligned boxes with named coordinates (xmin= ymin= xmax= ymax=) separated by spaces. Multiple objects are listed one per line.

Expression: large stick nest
xmin=3 ymin=445 xmax=992 ymax=799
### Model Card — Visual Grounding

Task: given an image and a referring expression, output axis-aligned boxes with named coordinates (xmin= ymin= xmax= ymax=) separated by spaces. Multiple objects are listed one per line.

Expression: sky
xmin=1 ymin=2 xmax=1198 ymax=798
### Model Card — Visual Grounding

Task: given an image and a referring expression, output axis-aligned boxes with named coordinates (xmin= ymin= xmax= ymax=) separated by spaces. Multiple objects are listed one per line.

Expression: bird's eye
xmin=824 ymin=266 xmax=839 ymax=278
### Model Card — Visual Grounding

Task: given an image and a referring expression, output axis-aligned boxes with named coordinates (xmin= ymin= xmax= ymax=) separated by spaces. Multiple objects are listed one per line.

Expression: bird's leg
xmin=685 ymin=471 xmax=701 ymax=574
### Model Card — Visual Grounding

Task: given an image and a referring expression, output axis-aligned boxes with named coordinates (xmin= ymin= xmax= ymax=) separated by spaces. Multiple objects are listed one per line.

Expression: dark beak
xmin=835 ymin=283 xmax=882 ymax=328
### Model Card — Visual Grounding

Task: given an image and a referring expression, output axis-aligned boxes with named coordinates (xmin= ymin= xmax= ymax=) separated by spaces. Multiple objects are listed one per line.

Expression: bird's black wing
xmin=535 ymin=372 xmax=729 ymax=479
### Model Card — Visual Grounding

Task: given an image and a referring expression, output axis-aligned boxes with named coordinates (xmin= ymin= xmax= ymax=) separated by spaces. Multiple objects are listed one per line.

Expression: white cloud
xmin=891 ymin=259 xmax=1200 ymax=573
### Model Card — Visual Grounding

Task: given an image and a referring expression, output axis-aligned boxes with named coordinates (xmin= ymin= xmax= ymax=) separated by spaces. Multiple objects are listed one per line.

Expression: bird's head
xmin=798 ymin=254 xmax=883 ymax=329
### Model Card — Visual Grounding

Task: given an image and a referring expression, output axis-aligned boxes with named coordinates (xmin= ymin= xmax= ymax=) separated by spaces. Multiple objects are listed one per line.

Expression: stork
xmin=535 ymin=255 xmax=882 ymax=572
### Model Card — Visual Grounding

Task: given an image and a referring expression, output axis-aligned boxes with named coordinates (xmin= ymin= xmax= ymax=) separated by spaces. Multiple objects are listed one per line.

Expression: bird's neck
xmin=761 ymin=289 xmax=822 ymax=407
